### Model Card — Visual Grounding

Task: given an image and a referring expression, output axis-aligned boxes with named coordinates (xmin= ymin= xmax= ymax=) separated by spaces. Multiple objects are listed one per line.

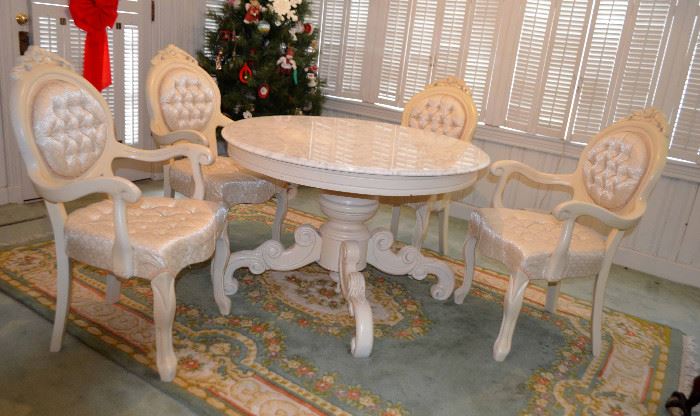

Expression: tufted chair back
xmin=147 ymin=45 xmax=223 ymax=156
xmin=11 ymin=47 xmax=120 ymax=182
xmin=401 ymin=77 xmax=478 ymax=142
xmin=571 ymin=109 xmax=669 ymax=215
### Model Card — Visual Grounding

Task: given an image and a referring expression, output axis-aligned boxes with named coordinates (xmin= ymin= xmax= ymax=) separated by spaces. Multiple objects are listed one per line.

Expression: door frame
xmin=0 ymin=0 xmax=32 ymax=202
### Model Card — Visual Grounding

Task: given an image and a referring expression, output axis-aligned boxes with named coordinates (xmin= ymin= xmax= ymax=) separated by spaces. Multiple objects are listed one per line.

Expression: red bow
xmin=69 ymin=0 xmax=119 ymax=91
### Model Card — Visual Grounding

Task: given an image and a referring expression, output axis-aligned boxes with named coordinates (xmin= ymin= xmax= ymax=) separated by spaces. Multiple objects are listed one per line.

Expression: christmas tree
xmin=198 ymin=0 xmax=324 ymax=120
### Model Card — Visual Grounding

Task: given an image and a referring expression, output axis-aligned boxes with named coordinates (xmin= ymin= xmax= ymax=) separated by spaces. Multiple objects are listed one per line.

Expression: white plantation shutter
xmin=506 ymin=0 xmax=552 ymax=131
xmin=462 ymin=0 xmax=500 ymax=115
xmin=610 ymin=0 xmax=672 ymax=121
xmin=340 ymin=0 xmax=370 ymax=96
xmin=123 ymin=25 xmax=140 ymax=145
xmin=570 ymin=0 xmax=673 ymax=143
xmin=376 ymin=1 xmax=411 ymax=105
xmin=318 ymin=0 xmax=346 ymax=95
xmin=432 ymin=1 xmax=469 ymax=81
xmin=402 ymin=0 xmax=438 ymax=104
xmin=670 ymin=25 xmax=700 ymax=162
xmin=37 ymin=17 xmax=60 ymax=53
xmin=505 ymin=0 xmax=590 ymax=136
xmin=537 ymin=0 xmax=590 ymax=134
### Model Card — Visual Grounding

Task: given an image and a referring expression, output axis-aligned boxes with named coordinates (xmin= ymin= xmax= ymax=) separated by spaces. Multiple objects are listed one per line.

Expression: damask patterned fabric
xmin=65 ymin=197 xmax=227 ymax=280
xmin=32 ymin=80 xmax=108 ymax=178
xmin=169 ymin=156 xmax=279 ymax=206
xmin=469 ymin=208 xmax=606 ymax=281
xmin=159 ymin=68 xmax=215 ymax=132
xmin=407 ymin=95 xmax=466 ymax=139
xmin=582 ymin=132 xmax=649 ymax=210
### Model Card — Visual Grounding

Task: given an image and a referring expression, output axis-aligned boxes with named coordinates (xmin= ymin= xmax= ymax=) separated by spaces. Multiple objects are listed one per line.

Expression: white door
xmin=0 ymin=0 xmax=152 ymax=203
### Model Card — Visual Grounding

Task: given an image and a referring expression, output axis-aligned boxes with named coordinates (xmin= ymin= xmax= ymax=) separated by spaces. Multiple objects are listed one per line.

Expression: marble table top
xmin=222 ymin=116 xmax=490 ymax=177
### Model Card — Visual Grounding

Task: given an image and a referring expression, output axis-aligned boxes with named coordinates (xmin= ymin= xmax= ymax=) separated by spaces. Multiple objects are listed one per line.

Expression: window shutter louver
xmin=432 ymin=1 xmax=469 ymax=81
xmin=376 ymin=0 xmax=412 ymax=105
xmin=401 ymin=0 xmax=438 ymax=104
xmin=506 ymin=0 xmax=553 ymax=131
xmin=671 ymin=25 xmax=700 ymax=162
xmin=123 ymin=25 xmax=139 ymax=145
xmin=537 ymin=0 xmax=590 ymax=135
xmin=38 ymin=17 xmax=60 ymax=53
xmin=204 ymin=1 xmax=225 ymax=56
xmin=463 ymin=0 xmax=500 ymax=116
xmin=611 ymin=0 xmax=672 ymax=122
xmin=318 ymin=0 xmax=346 ymax=95
xmin=340 ymin=0 xmax=370 ymax=97
xmin=570 ymin=0 xmax=629 ymax=142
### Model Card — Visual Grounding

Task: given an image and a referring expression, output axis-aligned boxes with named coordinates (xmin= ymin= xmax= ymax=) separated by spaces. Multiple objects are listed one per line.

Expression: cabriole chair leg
xmin=493 ymin=270 xmax=529 ymax=362
xmin=151 ymin=273 xmax=178 ymax=382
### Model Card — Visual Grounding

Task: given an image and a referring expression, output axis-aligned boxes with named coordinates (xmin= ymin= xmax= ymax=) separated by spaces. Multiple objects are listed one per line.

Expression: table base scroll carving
xmin=223 ymin=225 xmax=322 ymax=295
xmin=337 ymin=241 xmax=373 ymax=357
xmin=366 ymin=229 xmax=454 ymax=300
xmin=224 ymin=192 xmax=455 ymax=356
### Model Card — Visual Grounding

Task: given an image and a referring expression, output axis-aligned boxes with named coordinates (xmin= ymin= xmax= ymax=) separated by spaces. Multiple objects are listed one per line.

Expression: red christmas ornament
xmin=68 ymin=0 xmax=118 ymax=91
xmin=303 ymin=23 xmax=314 ymax=34
xmin=219 ymin=29 xmax=233 ymax=41
xmin=257 ymin=83 xmax=270 ymax=99
xmin=239 ymin=62 xmax=253 ymax=84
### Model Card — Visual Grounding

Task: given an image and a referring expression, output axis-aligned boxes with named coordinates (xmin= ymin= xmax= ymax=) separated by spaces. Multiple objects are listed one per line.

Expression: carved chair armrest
xmin=114 ymin=142 xmax=213 ymax=200
xmin=150 ymin=125 xmax=209 ymax=147
xmin=34 ymin=173 xmax=141 ymax=278
xmin=215 ymin=113 xmax=234 ymax=127
xmin=35 ymin=174 xmax=142 ymax=204
xmin=552 ymin=200 xmax=645 ymax=230
xmin=491 ymin=160 xmax=574 ymax=208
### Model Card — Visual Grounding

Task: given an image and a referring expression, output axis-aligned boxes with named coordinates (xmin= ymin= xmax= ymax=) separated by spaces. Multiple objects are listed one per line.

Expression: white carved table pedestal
xmin=221 ymin=116 xmax=490 ymax=358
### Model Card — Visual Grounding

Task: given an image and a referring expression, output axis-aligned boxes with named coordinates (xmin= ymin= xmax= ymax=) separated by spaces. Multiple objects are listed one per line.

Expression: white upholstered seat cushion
xmin=169 ymin=156 xmax=279 ymax=206
xmin=65 ymin=197 xmax=227 ymax=279
xmin=469 ymin=208 xmax=606 ymax=281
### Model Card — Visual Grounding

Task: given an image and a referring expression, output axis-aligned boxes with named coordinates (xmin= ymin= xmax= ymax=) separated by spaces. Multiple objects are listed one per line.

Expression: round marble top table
xmin=221 ymin=116 xmax=490 ymax=357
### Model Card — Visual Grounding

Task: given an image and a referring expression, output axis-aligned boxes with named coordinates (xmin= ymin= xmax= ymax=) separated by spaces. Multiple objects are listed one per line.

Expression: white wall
xmin=324 ymin=98 xmax=700 ymax=289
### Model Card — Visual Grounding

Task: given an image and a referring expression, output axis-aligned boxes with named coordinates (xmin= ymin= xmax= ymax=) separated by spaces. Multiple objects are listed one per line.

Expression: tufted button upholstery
xmin=407 ymin=95 xmax=466 ymax=139
xmin=469 ymin=208 xmax=606 ymax=281
xmin=169 ymin=156 xmax=279 ymax=205
xmin=65 ymin=197 xmax=227 ymax=279
xmin=32 ymin=80 xmax=108 ymax=178
xmin=159 ymin=69 xmax=215 ymax=131
xmin=582 ymin=132 xmax=648 ymax=210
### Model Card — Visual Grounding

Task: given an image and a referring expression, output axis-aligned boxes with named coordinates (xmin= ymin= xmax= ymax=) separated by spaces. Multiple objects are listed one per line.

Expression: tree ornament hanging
xmin=271 ymin=0 xmax=302 ymax=23
xmin=215 ymin=49 xmax=224 ymax=71
xmin=277 ymin=47 xmax=297 ymax=81
xmin=303 ymin=23 xmax=314 ymax=35
xmin=243 ymin=0 xmax=263 ymax=24
xmin=257 ymin=20 xmax=271 ymax=34
xmin=219 ymin=29 xmax=233 ymax=41
xmin=258 ymin=83 xmax=270 ymax=99
xmin=239 ymin=62 xmax=253 ymax=84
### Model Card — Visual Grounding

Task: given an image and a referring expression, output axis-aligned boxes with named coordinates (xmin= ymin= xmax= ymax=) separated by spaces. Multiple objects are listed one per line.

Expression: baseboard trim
xmin=449 ymin=201 xmax=700 ymax=289
xmin=614 ymin=248 xmax=700 ymax=289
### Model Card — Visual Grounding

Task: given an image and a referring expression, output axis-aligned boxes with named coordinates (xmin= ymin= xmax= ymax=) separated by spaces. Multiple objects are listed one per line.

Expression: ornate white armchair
xmin=146 ymin=45 xmax=292 ymax=241
xmin=390 ymin=77 xmax=478 ymax=254
xmin=454 ymin=108 xmax=669 ymax=361
xmin=10 ymin=47 xmax=232 ymax=382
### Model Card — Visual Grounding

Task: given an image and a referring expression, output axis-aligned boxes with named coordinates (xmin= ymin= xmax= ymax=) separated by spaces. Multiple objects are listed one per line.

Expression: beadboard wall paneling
xmin=323 ymin=104 xmax=700 ymax=288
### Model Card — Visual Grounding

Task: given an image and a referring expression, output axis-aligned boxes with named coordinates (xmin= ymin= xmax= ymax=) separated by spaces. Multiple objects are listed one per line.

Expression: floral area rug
xmin=0 ymin=202 xmax=687 ymax=415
